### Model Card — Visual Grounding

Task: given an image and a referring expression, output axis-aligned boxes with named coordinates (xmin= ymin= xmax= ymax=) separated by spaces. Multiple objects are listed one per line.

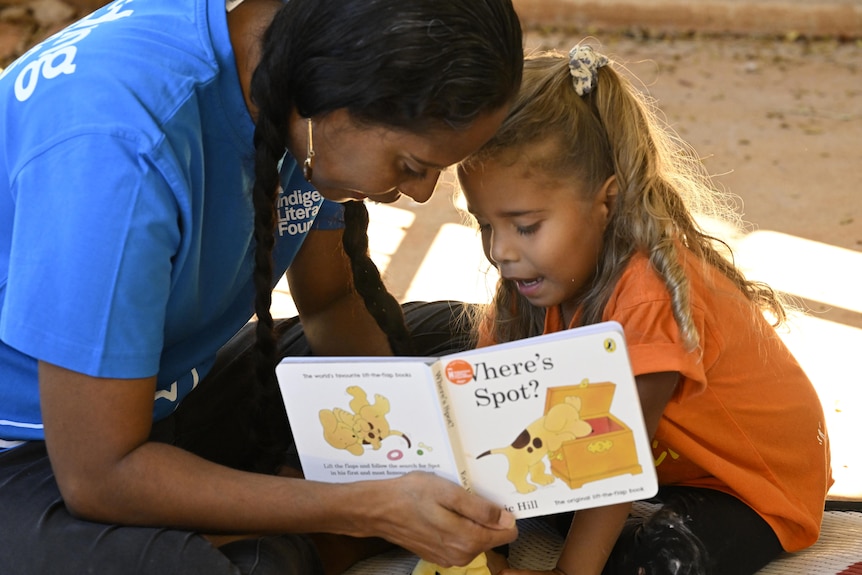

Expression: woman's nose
xmin=398 ymin=172 xmax=440 ymax=204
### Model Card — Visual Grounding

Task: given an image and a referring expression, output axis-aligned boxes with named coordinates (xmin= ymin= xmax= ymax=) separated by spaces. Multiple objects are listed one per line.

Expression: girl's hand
xmin=362 ymin=471 xmax=517 ymax=567
xmin=485 ymin=549 xmax=511 ymax=575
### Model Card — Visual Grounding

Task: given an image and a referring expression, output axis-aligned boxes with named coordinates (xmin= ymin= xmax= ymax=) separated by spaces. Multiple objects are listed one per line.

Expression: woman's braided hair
xmin=245 ymin=0 xmax=523 ymax=472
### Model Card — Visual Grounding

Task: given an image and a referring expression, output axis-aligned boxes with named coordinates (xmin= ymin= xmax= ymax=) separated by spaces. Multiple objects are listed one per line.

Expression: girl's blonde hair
xmin=464 ymin=45 xmax=786 ymax=350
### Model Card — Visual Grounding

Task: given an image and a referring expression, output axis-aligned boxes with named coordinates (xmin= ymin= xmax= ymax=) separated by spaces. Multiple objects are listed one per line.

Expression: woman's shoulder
xmin=2 ymin=0 xmax=249 ymax=186
xmin=1 ymin=0 xmax=224 ymax=143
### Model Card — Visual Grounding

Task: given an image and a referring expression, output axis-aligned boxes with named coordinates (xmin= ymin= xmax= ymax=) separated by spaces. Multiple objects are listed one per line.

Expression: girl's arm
xmin=554 ymin=502 xmax=633 ymax=575
xmin=39 ymin=361 xmax=517 ymax=566
xmin=504 ymin=371 xmax=679 ymax=575
xmin=286 ymin=227 xmax=393 ymax=356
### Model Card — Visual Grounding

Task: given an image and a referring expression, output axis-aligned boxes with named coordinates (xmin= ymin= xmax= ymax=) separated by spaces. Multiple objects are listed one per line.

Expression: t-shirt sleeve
xmin=2 ymin=133 xmax=178 ymax=378
xmin=604 ymin=259 xmax=709 ymax=399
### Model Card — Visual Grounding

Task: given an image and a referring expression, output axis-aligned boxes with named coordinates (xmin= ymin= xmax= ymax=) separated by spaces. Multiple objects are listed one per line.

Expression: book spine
xmin=430 ymin=362 xmax=472 ymax=493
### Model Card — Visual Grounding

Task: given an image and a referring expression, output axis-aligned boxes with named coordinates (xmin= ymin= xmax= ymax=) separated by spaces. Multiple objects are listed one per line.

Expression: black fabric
xmin=400 ymin=300 xmax=476 ymax=356
xmin=152 ymin=301 xmax=476 ymax=469
xmin=548 ymin=486 xmax=783 ymax=575
xmin=0 ymin=442 xmax=323 ymax=575
xmin=825 ymin=499 xmax=862 ymax=511
xmin=149 ymin=314 xmax=311 ymax=469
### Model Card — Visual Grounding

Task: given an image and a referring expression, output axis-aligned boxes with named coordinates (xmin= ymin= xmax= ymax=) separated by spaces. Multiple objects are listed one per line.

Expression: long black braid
xmin=245 ymin=119 xmax=291 ymax=473
xmin=341 ymin=201 xmax=416 ymax=356
xmin=244 ymin=0 xmax=523 ymax=472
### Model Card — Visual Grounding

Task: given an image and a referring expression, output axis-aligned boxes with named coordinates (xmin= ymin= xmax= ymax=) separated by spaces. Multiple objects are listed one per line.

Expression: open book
xmin=276 ymin=321 xmax=658 ymax=519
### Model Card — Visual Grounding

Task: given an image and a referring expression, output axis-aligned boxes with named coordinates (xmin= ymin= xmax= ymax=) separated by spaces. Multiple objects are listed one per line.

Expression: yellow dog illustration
xmin=477 ymin=396 xmax=592 ymax=493
xmin=319 ymin=386 xmax=410 ymax=455
xmin=412 ymin=552 xmax=490 ymax=575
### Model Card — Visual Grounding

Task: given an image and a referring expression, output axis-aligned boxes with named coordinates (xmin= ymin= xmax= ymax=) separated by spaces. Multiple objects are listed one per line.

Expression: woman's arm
xmin=40 ymin=361 xmax=330 ymax=533
xmin=286 ymin=227 xmax=393 ymax=356
xmin=39 ymin=361 xmax=516 ymax=565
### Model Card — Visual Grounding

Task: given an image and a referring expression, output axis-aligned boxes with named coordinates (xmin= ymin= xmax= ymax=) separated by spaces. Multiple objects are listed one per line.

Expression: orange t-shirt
xmin=487 ymin=251 xmax=832 ymax=551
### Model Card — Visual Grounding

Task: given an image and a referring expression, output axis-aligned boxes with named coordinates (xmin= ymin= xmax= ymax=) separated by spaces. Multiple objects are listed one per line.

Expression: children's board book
xmin=276 ymin=321 xmax=658 ymax=519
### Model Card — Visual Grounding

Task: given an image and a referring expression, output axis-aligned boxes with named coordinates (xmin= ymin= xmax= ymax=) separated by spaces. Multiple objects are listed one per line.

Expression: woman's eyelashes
xmin=401 ymin=163 xmax=428 ymax=180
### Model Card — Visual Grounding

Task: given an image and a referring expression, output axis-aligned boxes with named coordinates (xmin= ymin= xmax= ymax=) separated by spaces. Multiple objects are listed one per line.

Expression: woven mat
xmin=345 ymin=508 xmax=862 ymax=574
xmin=756 ymin=511 xmax=862 ymax=574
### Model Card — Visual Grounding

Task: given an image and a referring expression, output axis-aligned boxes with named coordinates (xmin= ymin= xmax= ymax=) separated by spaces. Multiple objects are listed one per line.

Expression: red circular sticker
xmin=444 ymin=359 xmax=474 ymax=385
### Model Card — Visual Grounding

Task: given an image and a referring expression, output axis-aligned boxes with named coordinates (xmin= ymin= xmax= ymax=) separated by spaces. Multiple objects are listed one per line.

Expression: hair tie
xmin=568 ymin=45 xmax=608 ymax=96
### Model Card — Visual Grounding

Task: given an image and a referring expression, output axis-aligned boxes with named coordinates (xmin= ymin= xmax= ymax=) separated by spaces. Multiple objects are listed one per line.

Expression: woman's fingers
xmin=371 ymin=472 xmax=518 ymax=566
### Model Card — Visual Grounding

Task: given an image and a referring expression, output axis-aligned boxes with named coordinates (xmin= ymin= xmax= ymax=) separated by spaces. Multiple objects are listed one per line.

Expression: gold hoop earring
xmin=302 ymin=118 xmax=315 ymax=182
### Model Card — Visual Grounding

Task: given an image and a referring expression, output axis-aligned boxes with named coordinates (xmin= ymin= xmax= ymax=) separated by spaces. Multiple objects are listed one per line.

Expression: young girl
xmin=457 ymin=44 xmax=832 ymax=575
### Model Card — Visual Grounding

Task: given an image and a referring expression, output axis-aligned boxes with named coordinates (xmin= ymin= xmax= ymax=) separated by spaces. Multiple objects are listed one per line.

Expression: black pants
xmin=0 ymin=439 xmax=321 ymax=575
xmin=0 ymin=301 xmax=473 ymax=575
xmin=549 ymin=486 xmax=784 ymax=575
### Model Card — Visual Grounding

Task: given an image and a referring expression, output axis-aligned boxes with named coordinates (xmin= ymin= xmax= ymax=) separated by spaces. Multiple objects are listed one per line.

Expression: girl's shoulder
xmin=616 ymin=247 xmax=744 ymax=302
xmin=613 ymin=251 xmax=670 ymax=301
xmin=609 ymin=247 xmax=753 ymax=342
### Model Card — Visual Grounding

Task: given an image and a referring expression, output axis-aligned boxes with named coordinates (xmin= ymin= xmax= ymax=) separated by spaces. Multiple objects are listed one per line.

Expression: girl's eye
xmin=516 ymin=223 xmax=540 ymax=236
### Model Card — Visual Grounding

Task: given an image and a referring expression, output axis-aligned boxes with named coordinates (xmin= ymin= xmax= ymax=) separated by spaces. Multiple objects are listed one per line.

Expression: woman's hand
xmin=358 ymin=471 xmax=518 ymax=567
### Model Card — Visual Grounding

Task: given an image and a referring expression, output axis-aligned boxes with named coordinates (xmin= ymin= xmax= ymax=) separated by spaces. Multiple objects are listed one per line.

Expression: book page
xmin=438 ymin=322 xmax=658 ymax=519
xmin=276 ymin=358 xmax=462 ymax=486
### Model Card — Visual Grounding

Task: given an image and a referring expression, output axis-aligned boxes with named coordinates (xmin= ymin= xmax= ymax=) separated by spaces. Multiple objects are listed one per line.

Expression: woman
xmin=0 ymin=0 xmax=523 ymax=573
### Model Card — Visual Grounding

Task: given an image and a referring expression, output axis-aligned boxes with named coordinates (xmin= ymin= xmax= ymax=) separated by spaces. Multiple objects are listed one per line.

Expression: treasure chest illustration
xmin=545 ymin=382 xmax=642 ymax=489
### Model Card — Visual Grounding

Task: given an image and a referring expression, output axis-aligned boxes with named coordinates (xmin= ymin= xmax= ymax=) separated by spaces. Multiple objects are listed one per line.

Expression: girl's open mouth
xmin=515 ymin=277 xmax=543 ymax=297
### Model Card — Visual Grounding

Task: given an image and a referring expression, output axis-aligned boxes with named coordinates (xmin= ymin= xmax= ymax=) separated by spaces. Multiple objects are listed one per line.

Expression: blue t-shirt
xmin=0 ymin=0 xmax=343 ymax=440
